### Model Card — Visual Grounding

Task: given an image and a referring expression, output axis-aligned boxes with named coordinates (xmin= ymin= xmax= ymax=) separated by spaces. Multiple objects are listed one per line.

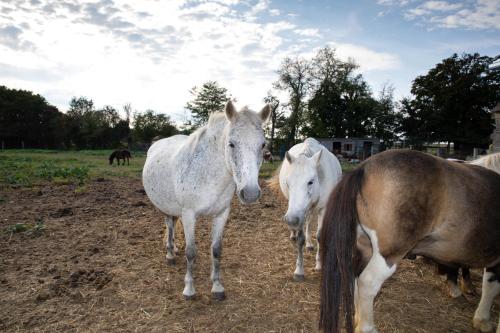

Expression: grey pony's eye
xmin=229 ymin=142 xmax=235 ymax=148
xmin=261 ymin=143 xmax=265 ymax=149
xmin=308 ymin=180 xmax=314 ymax=186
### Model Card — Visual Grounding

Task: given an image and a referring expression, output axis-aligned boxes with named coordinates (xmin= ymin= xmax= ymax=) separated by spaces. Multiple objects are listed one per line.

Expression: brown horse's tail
xmin=319 ymin=166 xmax=365 ymax=333
xmin=109 ymin=152 xmax=115 ymax=165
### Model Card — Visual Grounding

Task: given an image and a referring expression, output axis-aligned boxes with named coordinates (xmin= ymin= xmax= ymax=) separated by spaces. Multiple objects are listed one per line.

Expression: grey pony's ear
xmin=311 ymin=150 xmax=322 ymax=166
xmin=225 ymin=100 xmax=237 ymax=122
xmin=259 ymin=104 xmax=272 ymax=123
xmin=285 ymin=151 xmax=295 ymax=164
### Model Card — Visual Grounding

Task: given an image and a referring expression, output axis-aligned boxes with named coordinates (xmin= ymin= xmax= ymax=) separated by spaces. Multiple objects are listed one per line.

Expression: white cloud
xmin=269 ymin=8 xmax=280 ymax=16
xmin=0 ymin=0 xmax=402 ymax=118
xmin=329 ymin=42 xmax=401 ymax=71
xmin=294 ymin=28 xmax=321 ymax=38
xmin=382 ymin=0 xmax=500 ymax=30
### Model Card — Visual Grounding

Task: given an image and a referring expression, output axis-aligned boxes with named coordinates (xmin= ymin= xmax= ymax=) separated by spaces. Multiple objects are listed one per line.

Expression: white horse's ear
xmin=259 ymin=104 xmax=271 ymax=123
xmin=311 ymin=150 xmax=322 ymax=166
xmin=285 ymin=151 xmax=295 ymax=164
xmin=225 ymin=100 xmax=237 ymax=122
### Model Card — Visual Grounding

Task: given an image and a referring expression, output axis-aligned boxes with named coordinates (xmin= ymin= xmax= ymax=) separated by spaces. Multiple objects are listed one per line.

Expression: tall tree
xmin=133 ymin=110 xmax=178 ymax=143
xmin=263 ymin=91 xmax=282 ymax=153
xmin=274 ymin=56 xmax=312 ymax=146
xmin=185 ymin=81 xmax=231 ymax=130
xmin=0 ymin=85 xmax=65 ymax=148
xmin=407 ymin=53 xmax=499 ymax=155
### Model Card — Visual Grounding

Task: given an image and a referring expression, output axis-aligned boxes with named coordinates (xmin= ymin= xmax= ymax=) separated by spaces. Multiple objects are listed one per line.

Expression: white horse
xmin=142 ymin=101 xmax=270 ymax=300
xmin=470 ymin=152 xmax=500 ymax=174
xmin=270 ymin=138 xmax=342 ymax=280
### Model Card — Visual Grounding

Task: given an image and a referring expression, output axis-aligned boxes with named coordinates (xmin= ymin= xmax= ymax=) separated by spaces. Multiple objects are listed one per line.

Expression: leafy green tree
xmin=274 ymin=56 xmax=312 ymax=146
xmin=263 ymin=91 xmax=284 ymax=153
xmin=133 ymin=110 xmax=178 ymax=143
xmin=406 ymin=53 xmax=499 ymax=155
xmin=185 ymin=81 xmax=231 ymax=130
xmin=302 ymin=47 xmax=392 ymax=140
xmin=0 ymin=85 xmax=65 ymax=148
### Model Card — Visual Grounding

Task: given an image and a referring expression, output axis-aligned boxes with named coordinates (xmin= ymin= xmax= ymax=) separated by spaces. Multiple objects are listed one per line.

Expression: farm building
xmin=492 ymin=102 xmax=500 ymax=153
xmin=315 ymin=137 xmax=382 ymax=159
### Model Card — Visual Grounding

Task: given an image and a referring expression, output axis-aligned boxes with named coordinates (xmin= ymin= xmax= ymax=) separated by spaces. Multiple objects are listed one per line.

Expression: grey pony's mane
xmin=185 ymin=112 xmax=228 ymax=153
xmin=469 ymin=152 xmax=500 ymax=174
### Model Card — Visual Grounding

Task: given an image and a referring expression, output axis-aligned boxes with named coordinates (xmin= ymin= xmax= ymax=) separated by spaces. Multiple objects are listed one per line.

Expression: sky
xmin=0 ymin=0 xmax=499 ymax=122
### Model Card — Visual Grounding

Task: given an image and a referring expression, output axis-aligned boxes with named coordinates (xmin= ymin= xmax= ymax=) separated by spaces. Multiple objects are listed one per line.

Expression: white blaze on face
xmin=224 ymin=101 xmax=271 ymax=204
xmin=284 ymin=150 xmax=322 ymax=227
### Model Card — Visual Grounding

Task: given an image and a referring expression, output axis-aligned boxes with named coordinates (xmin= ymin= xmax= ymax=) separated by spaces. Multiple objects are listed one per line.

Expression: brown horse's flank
xmin=319 ymin=150 xmax=500 ymax=333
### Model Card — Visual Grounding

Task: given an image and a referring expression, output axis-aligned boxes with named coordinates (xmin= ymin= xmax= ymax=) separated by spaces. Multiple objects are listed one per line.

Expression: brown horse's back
xmin=357 ymin=149 xmax=500 ymax=268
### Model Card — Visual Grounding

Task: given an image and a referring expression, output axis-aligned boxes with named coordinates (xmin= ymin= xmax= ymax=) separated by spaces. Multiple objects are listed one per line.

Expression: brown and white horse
xmin=319 ymin=149 xmax=500 ymax=333
xmin=438 ymin=152 xmax=500 ymax=298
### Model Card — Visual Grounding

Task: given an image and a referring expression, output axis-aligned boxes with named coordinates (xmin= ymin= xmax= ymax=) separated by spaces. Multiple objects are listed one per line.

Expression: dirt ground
xmin=0 ymin=177 xmax=498 ymax=333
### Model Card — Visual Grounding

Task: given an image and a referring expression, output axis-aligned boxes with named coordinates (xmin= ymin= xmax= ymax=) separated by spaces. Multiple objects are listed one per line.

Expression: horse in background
xmin=319 ymin=149 xmax=500 ymax=333
xmin=263 ymin=149 xmax=274 ymax=163
xmin=109 ymin=149 xmax=132 ymax=165
xmin=438 ymin=152 xmax=500 ymax=298
xmin=142 ymin=101 xmax=271 ymax=300
xmin=268 ymin=138 xmax=342 ymax=280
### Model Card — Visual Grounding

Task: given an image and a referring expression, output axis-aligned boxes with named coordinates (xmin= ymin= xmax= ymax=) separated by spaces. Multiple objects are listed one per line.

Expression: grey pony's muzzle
xmin=284 ymin=212 xmax=304 ymax=229
xmin=238 ymin=186 xmax=261 ymax=204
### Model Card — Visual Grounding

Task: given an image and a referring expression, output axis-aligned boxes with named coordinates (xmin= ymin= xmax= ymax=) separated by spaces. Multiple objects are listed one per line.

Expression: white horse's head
xmin=283 ymin=150 xmax=322 ymax=229
xmin=224 ymin=101 xmax=271 ymax=204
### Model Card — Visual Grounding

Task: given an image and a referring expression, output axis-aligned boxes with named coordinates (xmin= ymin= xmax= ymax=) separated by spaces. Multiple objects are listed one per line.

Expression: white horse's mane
xmin=469 ymin=152 xmax=500 ymax=174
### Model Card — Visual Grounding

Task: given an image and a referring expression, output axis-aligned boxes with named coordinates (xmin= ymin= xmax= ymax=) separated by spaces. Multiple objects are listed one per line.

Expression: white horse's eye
xmin=229 ymin=142 xmax=235 ymax=148
xmin=308 ymin=180 xmax=314 ymax=186
xmin=261 ymin=143 xmax=265 ymax=149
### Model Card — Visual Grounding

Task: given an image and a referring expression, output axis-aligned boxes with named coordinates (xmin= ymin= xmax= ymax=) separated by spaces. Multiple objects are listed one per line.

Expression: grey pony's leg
xmin=315 ymin=209 xmax=324 ymax=271
xmin=305 ymin=213 xmax=315 ymax=251
xmin=210 ymin=208 xmax=230 ymax=300
xmin=165 ymin=216 xmax=176 ymax=265
xmin=473 ymin=266 xmax=500 ymax=333
xmin=293 ymin=228 xmax=305 ymax=281
xmin=181 ymin=210 xmax=197 ymax=300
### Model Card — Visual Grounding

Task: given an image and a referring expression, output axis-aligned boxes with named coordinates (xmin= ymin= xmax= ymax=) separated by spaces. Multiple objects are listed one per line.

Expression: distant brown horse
xmin=319 ymin=149 xmax=500 ymax=333
xmin=109 ymin=149 xmax=132 ymax=165
xmin=263 ymin=149 xmax=273 ymax=163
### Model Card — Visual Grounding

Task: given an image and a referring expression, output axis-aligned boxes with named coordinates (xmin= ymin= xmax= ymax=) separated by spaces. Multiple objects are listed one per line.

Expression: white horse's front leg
xmin=164 ymin=216 xmax=176 ymax=265
xmin=305 ymin=215 xmax=314 ymax=251
xmin=293 ymin=228 xmax=305 ymax=281
xmin=473 ymin=268 xmax=500 ymax=333
xmin=315 ymin=209 xmax=324 ymax=271
xmin=210 ymin=208 xmax=230 ymax=300
xmin=181 ymin=210 xmax=197 ymax=300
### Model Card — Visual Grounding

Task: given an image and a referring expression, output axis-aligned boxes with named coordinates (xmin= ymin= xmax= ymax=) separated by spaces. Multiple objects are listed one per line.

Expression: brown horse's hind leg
xmin=355 ymin=226 xmax=397 ymax=333
xmin=473 ymin=266 xmax=500 ymax=333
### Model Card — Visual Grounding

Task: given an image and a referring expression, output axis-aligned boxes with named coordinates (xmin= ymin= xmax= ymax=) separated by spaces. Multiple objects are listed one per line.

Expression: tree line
xmin=1 ymin=49 xmax=498 ymax=155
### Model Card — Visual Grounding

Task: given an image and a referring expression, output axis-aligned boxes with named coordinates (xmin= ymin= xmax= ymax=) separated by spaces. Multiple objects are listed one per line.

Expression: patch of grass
xmin=0 ymin=149 xmax=146 ymax=187
xmin=5 ymin=219 xmax=45 ymax=238
xmin=259 ymin=162 xmax=281 ymax=178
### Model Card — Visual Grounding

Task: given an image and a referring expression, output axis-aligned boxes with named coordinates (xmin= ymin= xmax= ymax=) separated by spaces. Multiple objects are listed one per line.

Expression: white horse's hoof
xmin=306 ymin=245 xmax=314 ymax=252
xmin=356 ymin=326 xmax=378 ymax=333
xmin=314 ymin=265 xmax=322 ymax=271
xmin=293 ymin=274 xmax=304 ymax=282
xmin=166 ymin=256 xmax=176 ymax=266
xmin=183 ymin=294 xmax=196 ymax=301
xmin=212 ymin=291 xmax=226 ymax=301
xmin=447 ymin=283 xmax=462 ymax=298
xmin=473 ymin=317 xmax=493 ymax=332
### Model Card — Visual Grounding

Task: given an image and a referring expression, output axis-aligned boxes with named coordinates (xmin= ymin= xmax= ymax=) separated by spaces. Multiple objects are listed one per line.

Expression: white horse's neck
xmin=188 ymin=114 xmax=232 ymax=178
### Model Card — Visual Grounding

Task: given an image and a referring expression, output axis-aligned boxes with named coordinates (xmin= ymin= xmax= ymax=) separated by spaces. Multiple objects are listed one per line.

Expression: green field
xmin=0 ymin=150 xmax=356 ymax=188
xmin=0 ymin=150 xmax=145 ymax=188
